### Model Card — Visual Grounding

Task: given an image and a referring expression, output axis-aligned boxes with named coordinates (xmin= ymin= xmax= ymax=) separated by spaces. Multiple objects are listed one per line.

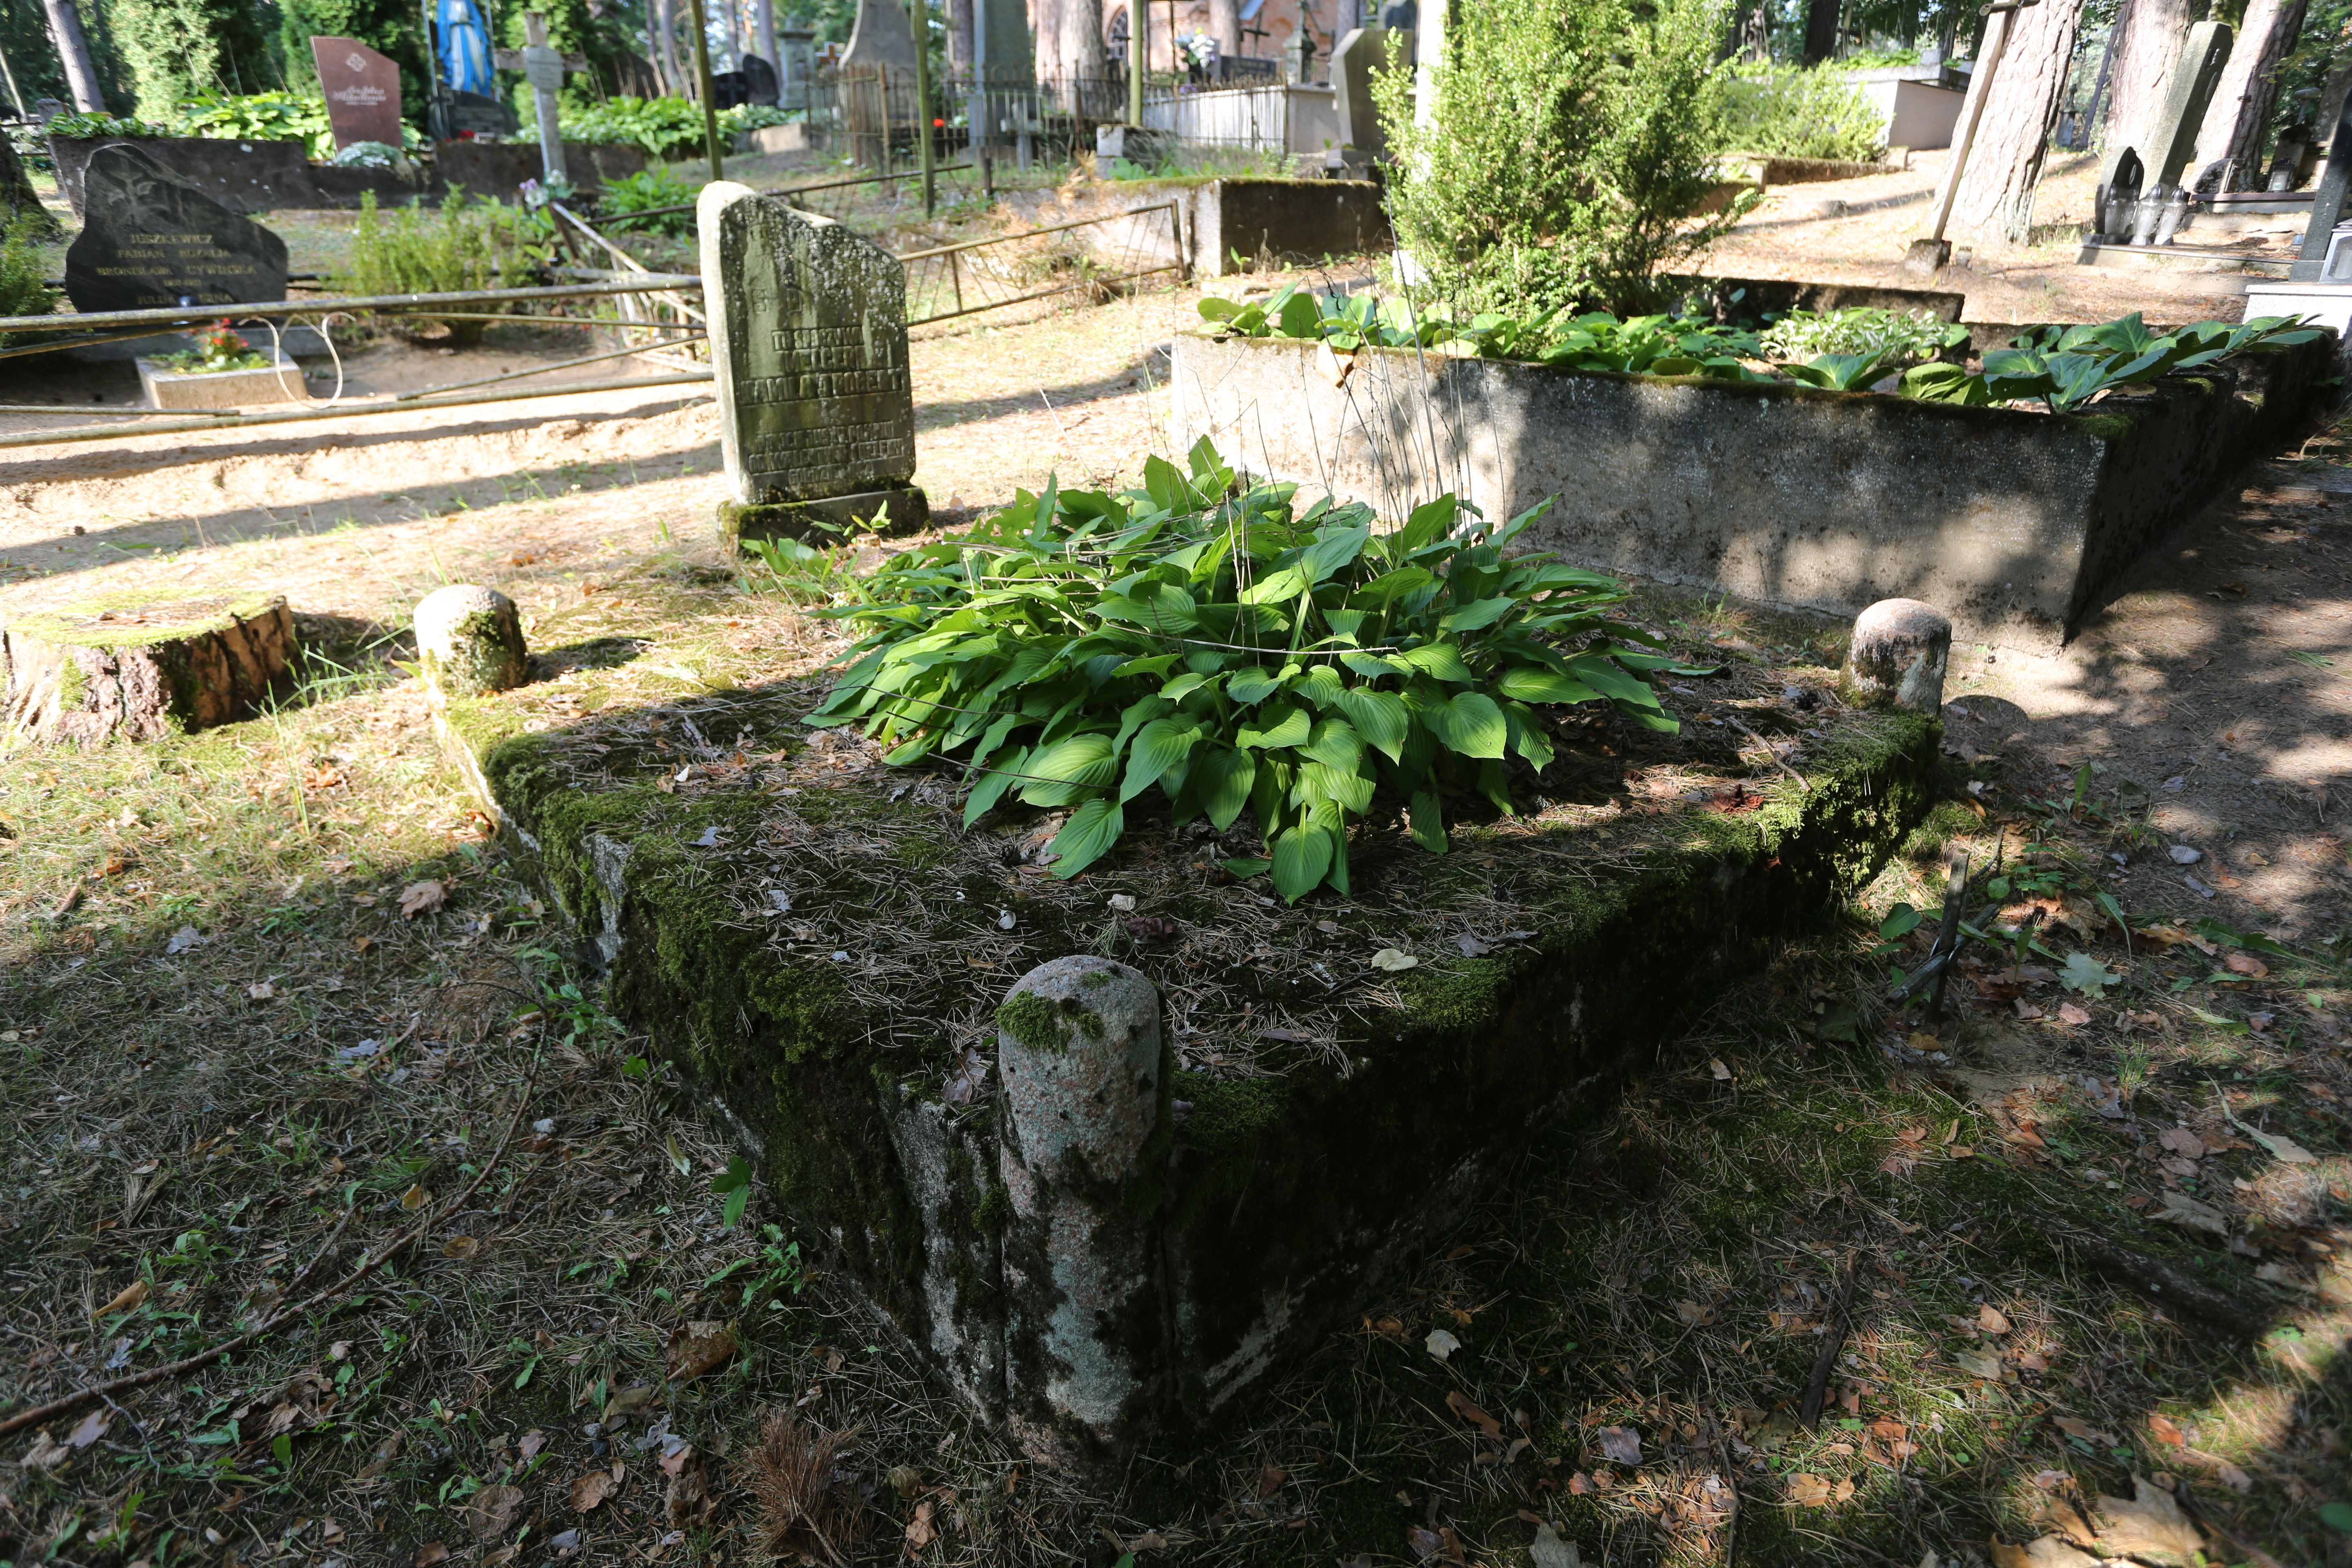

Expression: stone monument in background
xmin=64 ymin=143 xmax=290 ymax=313
xmin=310 ymin=36 xmax=405 ymax=150
xmin=1330 ymin=25 xmax=1407 ymax=158
xmin=700 ymin=181 xmax=929 ymax=548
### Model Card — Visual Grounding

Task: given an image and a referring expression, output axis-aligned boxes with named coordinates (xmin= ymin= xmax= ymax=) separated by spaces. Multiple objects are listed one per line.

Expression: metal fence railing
xmin=902 ymin=202 xmax=1185 ymax=326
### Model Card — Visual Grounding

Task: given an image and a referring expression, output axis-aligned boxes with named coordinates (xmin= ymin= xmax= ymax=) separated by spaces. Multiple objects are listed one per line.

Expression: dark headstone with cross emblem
xmin=699 ymin=181 xmax=928 ymax=548
xmin=63 ymin=141 xmax=290 ymax=313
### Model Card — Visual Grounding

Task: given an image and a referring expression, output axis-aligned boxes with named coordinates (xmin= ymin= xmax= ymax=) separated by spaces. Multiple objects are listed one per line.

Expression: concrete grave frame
xmin=1167 ymin=332 xmax=2337 ymax=653
xmin=435 ymin=648 xmax=1938 ymax=1468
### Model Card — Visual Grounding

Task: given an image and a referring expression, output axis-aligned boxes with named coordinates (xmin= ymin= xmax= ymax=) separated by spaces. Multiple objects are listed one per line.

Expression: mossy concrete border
xmin=1169 ymin=333 xmax=2337 ymax=653
xmin=438 ymin=682 xmax=1938 ymax=1458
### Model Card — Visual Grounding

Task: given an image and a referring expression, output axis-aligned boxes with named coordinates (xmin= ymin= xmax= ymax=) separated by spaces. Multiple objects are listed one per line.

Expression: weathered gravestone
xmin=741 ymin=52 xmax=780 ymax=105
xmin=700 ymin=181 xmax=929 ymax=547
xmin=1330 ymin=25 xmax=1408 ymax=158
xmin=2096 ymin=21 xmax=2232 ymax=236
xmin=64 ymin=143 xmax=290 ymax=313
xmin=310 ymin=36 xmax=406 ymax=150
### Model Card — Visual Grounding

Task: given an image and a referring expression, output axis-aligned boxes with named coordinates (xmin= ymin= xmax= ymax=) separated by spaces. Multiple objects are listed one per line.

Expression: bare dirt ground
xmin=1710 ymin=150 xmax=2266 ymax=326
xmin=3 ymin=210 xmax=2349 ymax=1565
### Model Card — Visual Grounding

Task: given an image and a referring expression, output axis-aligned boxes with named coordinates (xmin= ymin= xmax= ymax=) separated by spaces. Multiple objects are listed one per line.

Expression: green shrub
xmin=1713 ymin=62 xmax=1885 ymax=163
xmin=45 ymin=112 xmax=170 ymax=138
xmin=0 ymin=212 xmax=61 ymax=345
xmin=1205 ymin=284 xmax=2326 ymax=416
xmin=806 ymin=441 xmax=1684 ymax=903
xmin=174 ymin=91 xmax=339 ymax=159
xmin=559 ymin=95 xmax=710 ymax=161
xmin=1371 ymin=0 xmax=1745 ymax=316
xmin=598 ymin=167 xmax=699 ymax=238
xmin=338 ymin=190 xmax=541 ymax=345
xmin=1758 ymin=307 xmax=1964 ymax=365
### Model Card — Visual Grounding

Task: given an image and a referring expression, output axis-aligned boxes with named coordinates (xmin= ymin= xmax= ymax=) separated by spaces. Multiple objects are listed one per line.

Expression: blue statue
xmin=437 ymin=0 xmax=494 ymax=95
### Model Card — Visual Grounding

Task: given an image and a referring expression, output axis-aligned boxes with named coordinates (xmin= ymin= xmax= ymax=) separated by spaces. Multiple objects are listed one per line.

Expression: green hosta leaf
xmin=1017 ymin=733 xmax=1116 ymax=806
xmin=963 ymin=744 xmax=1029 ymax=827
xmin=1300 ymin=716 xmax=1363 ymax=772
xmin=1196 ymin=296 xmax=1243 ymax=323
xmin=1396 ymin=494 xmax=1461 ymax=552
xmin=1350 ymin=567 xmax=1435 ymax=608
xmin=1237 ymin=702 xmax=1312 ymax=749
xmin=1225 ymin=665 xmax=1289 ymax=705
xmin=1192 ymin=747 xmax=1256 ymax=831
xmin=2059 ymin=951 xmax=2120 ymax=996
xmin=1494 ymin=664 xmax=1604 ymax=704
xmin=1340 ymin=650 xmax=1413 ymax=679
xmin=1270 ymin=823 xmax=1334 ymax=902
xmin=1898 ymin=362 xmax=1990 ymax=405
xmin=1047 ymin=796 xmax=1125 ymax=878
xmin=1440 ymin=596 xmax=1515 ymax=633
xmin=1121 ymin=717 xmax=1203 ymax=800
xmin=1399 ymin=643 xmax=1478 ymax=684
xmin=1221 ymin=855 xmax=1272 ymax=880
xmin=1333 ymin=684 xmax=1410 ymax=760
xmin=1300 ymin=760 xmax=1376 ymax=815
xmin=1423 ymin=690 xmax=1508 ymax=758
xmin=1406 ymin=789 xmax=1448 ymax=853
xmin=1297 ymin=663 xmax=1347 ymax=708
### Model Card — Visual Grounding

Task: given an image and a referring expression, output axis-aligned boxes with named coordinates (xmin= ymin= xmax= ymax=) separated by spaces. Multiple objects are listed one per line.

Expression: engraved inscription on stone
xmin=701 ymin=182 xmax=917 ymax=505
xmin=64 ymin=142 xmax=291 ymax=314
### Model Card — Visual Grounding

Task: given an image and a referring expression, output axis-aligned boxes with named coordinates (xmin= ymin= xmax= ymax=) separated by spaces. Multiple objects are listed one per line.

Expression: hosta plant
xmin=807 ymin=443 xmax=1687 ymax=902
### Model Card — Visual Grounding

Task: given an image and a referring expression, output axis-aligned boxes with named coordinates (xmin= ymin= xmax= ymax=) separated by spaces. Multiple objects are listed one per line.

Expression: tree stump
xmin=2 ymin=592 xmax=295 ymax=745
xmin=414 ymin=585 xmax=529 ymax=704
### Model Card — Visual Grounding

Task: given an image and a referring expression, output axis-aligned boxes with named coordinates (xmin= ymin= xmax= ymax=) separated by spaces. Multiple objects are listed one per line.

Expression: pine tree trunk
xmin=651 ymin=0 xmax=679 ymax=96
xmin=947 ymin=0 xmax=971 ymax=80
xmin=2192 ymin=0 xmax=2306 ymax=189
xmin=1949 ymin=0 xmax=2085 ymax=244
xmin=755 ymin=0 xmax=777 ymax=69
xmin=1210 ymin=0 xmax=1240 ymax=61
xmin=40 ymin=0 xmax=107 ymax=111
xmin=1063 ymin=0 xmax=1105 ymax=87
xmin=1801 ymin=0 xmax=1839 ymax=64
xmin=0 ymin=134 xmax=59 ymax=238
xmin=2103 ymin=0 xmax=2192 ymax=163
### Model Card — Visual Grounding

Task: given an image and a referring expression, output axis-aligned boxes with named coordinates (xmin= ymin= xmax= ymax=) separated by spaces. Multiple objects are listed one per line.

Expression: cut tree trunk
xmin=2192 ymin=0 xmax=2307 ymax=189
xmin=2103 ymin=0 xmax=2192 ymax=164
xmin=1210 ymin=0 xmax=1240 ymax=61
xmin=40 ymin=0 xmax=107 ymax=111
xmin=2 ymin=593 xmax=294 ymax=746
xmin=1949 ymin=0 xmax=2087 ymax=245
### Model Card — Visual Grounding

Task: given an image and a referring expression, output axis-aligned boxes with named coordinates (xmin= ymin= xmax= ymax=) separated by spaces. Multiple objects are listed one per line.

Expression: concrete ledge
xmin=136 ymin=350 xmax=305 ymax=410
xmin=1169 ymin=333 xmax=2336 ymax=651
xmin=439 ymin=659 xmax=1935 ymax=1461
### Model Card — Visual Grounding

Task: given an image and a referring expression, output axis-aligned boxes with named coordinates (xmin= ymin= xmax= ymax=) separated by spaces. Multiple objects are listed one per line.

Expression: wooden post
xmin=912 ymin=0 xmax=936 ymax=216
xmin=687 ymin=0 xmax=726 ymax=182
xmin=1127 ymin=0 xmax=1145 ymax=127
xmin=1906 ymin=0 xmax=2036 ymax=270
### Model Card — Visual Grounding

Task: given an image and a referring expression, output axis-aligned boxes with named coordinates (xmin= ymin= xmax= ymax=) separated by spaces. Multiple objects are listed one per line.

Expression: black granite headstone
xmin=450 ymin=89 xmax=520 ymax=137
xmin=742 ymin=52 xmax=780 ymax=105
xmin=64 ymin=143 xmax=290 ymax=313
xmin=2294 ymin=89 xmax=2352 ymax=280
xmin=710 ymin=69 xmax=752 ymax=109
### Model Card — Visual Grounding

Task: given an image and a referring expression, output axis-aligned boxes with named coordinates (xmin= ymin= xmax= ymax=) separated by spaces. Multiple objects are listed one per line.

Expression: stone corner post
xmin=1841 ymin=597 xmax=1951 ymax=716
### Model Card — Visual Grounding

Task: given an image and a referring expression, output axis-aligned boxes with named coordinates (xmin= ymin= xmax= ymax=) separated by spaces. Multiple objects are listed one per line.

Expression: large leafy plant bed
xmin=437 ymin=527 xmax=1938 ymax=1432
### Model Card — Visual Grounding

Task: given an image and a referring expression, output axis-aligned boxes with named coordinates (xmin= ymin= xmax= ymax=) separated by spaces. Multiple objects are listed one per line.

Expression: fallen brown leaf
xmin=1978 ymin=1303 xmax=2011 ymax=1335
xmin=1446 ymin=1391 xmax=1503 ymax=1439
xmin=1786 ymin=1472 xmax=1834 ymax=1507
xmin=94 ymin=1279 xmax=149 ymax=1318
xmin=2223 ymin=951 xmax=2268 ymax=978
xmin=468 ymin=1483 xmax=524 ymax=1540
xmin=2092 ymin=1477 xmax=2204 ymax=1559
xmin=1595 ymin=1425 xmax=1642 ymax=1466
xmin=1256 ymin=1462 xmax=1289 ymax=1496
xmin=414 ymin=1546 xmax=451 ymax=1568
xmin=571 ymin=1469 xmax=615 ymax=1512
xmin=399 ymin=880 xmax=447 ymax=919
xmin=1990 ymin=1537 xmax=2100 ymax=1568
xmin=906 ymin=1497 xmax=938 ymax=1556
xmin=666 ymin=1320 xmax=738 ymax=1383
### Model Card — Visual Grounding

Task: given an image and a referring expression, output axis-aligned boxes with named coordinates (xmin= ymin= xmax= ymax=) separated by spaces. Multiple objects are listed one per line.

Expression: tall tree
xmin=41 ymin=0 xmax=107 ymax=109
xmin=1209 ymin=0 xmax=1237 ymax=58
xmin=2192 ymin=0 xmax=2307 ymax=188
xmin=1947 ymin=0 xmax=2085 ymax=241
xmin=650 ymin=0 xmax=681 ymax=93
xmin=944 ymin=0 xmax=968 ymax=80
xmin=1800 ymin=0 xmax=1838 ymax=63
xmin=1060 ymin=0 xmax=1101 ymax=103
xmin=2102 ymin=0 xmax=2192 ymax=160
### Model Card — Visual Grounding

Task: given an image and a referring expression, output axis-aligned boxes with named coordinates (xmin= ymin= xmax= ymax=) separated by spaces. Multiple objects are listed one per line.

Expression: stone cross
xmin=699 ymin=181 xmax=930 ymax=548
xmin=521 ymin=11 xmax=569 ymax=185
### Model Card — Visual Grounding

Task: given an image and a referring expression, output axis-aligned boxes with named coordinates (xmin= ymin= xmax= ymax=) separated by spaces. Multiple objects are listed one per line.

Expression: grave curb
xmin=433 ymin=675 xmax=1938 ymax=1454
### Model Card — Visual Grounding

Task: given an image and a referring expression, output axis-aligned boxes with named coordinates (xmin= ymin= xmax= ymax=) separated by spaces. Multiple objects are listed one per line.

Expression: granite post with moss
xmin=1 ymin=591 xmax=293 ymax=745
xmin=414 ymin=584 xmax=529 ymax=705
xmin=994 ymin=957 xmax=1170 ymax=1464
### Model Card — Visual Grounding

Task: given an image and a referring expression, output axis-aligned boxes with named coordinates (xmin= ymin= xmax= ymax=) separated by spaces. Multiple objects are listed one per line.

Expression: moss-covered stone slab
xmin=2 ymin=590 xmax=294 ymax=746
xmin=437 ymin=656 xmax=1936 ymax=1462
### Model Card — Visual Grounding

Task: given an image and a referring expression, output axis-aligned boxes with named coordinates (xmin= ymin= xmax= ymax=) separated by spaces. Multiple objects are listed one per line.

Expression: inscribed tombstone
xmin=840 ymin=0 xmax=919 ymax=81
xmin=2293 ymin=88 xmax=2352 ymax=278
xmin=699 ymin=181 xmax=927 ymax=541
xmin=64 ymin=142 xmax=290 ymax=313
xmin=310 ymin=36 xmax=405 ymax=150
xmin=1331 ymin=26 xmax=1406 ymax=156
xmin=742 ymin=52 xmax=780 ymax=105
xmin=2148 ymin=21 xmax=2234 ymax=188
